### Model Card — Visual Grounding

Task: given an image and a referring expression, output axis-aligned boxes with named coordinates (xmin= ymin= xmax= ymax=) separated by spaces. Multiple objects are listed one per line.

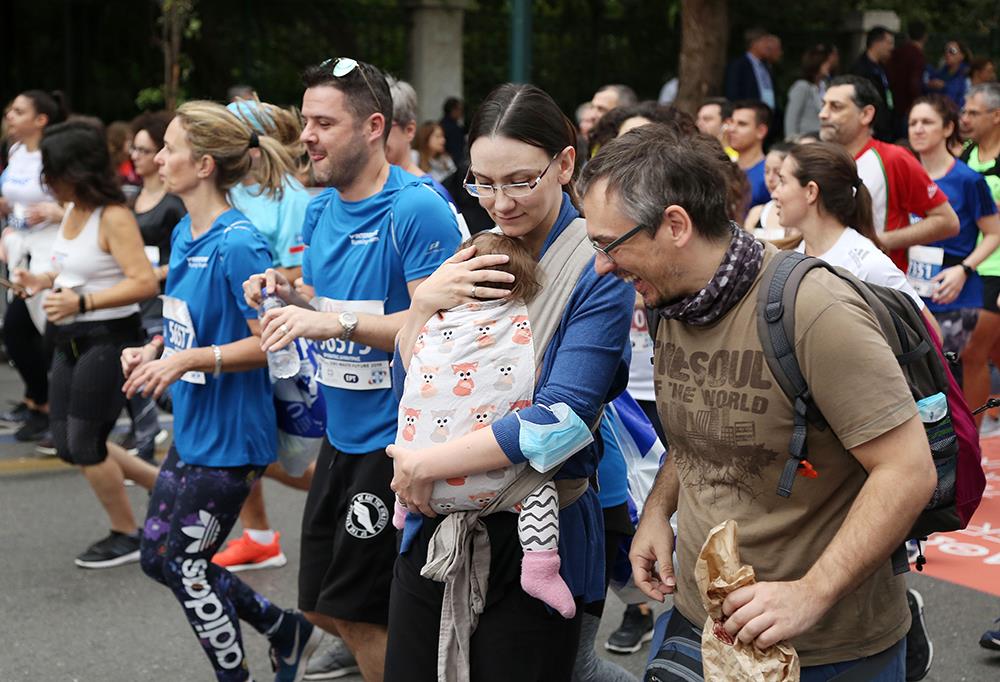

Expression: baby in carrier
xmin=393 ymin=231 xmax=575 ymax=618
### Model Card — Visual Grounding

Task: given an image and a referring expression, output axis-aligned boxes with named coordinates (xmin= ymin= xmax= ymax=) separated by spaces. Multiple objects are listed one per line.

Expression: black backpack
xmin=757 ymin=251 xmax=977 ymax=570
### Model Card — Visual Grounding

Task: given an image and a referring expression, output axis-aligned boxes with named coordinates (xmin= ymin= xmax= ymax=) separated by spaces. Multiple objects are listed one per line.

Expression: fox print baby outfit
xmin=395 ymin=298 xmax=575 ymax=617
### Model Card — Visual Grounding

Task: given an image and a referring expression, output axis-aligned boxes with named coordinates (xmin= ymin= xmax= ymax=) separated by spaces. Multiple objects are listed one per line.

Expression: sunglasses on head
xmin=319 ymin=57 xmax=382 ymax=110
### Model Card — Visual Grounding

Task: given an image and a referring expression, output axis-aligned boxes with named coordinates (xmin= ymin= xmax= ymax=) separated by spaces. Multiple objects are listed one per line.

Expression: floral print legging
xmin=140 ymin=447 xmax=281 ymax=682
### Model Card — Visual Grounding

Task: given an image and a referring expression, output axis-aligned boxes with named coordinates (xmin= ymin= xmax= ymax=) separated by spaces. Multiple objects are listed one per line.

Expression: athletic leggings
xmin=140 ymin=447 xmax=282 ymax=682
xmin=3 ymin=296 xmax=51 ymax=405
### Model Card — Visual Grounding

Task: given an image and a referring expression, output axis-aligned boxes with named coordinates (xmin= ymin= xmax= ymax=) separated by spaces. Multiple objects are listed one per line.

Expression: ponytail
xmin=849 ymin=183 xmax=885 ymax=251
xmin=176 ymin=100 xmax=294 ymax=199
xmin=787 ymin=141 xmax=887 ymax=253
xmin=20 ymin=89 xmax=68 ymax=127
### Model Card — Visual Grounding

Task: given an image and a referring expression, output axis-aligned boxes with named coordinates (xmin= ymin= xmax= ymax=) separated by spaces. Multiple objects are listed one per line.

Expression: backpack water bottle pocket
xmin=925 ymin=415 xmax=958 ymax=510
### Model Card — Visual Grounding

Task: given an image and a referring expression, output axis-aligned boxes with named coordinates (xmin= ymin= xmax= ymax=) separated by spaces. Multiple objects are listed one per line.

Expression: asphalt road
xmin=0 ymin=364 xmax=998 ymax=681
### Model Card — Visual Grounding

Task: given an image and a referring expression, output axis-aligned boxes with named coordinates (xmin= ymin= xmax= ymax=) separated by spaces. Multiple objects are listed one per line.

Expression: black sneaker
xmin=74 ymin=531 xmax=142 ymax=569
xmin=35 ymin=434 xmax=57 ymax=457
xmin=905 ymin=589 xmax=933 ymax=681
xmin=14 ymin=410 xmax=49 ymax=442
xmin=0 ymin=401 xmax=29 ymax=424
xmin=980 ymin=618 xmax=1000 ymax=651
xmin=605 ymin=603 xmax=654 ymax=654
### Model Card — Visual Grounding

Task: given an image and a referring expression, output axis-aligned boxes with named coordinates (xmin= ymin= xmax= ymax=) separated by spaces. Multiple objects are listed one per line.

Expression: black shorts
xmin=385 ymin=512 xmax=583 ymax=682
xmin=298 ymin=440 xmax=397 ymax=625
xmin=49 ymin=316 xmax=142 ymax=466
xmin=983 ymin=276 xmax=1000 ymax=314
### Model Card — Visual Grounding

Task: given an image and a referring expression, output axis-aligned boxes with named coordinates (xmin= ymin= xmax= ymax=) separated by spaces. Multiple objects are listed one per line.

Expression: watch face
xmin=341 ymin=312 xmax=358 ymax=325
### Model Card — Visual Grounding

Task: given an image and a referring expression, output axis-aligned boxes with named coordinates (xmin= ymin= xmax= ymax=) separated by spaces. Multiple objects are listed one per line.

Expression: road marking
xmin=0 ymin=457 xmax=72 ymax=476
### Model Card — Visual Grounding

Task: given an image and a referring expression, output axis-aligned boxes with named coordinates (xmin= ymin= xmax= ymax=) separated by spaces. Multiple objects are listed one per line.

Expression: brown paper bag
xmin=695 ymin=520 xmax=800 ymax=681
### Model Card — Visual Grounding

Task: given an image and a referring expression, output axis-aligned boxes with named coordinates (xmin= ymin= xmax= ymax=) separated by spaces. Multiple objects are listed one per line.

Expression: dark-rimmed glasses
xmin=319 ymin=57 xmax=382 ymax=110
xmin=590 ymin=223 xmax=648 ymax=264
xmin=464 ymin=153 xmax=560 ymax=199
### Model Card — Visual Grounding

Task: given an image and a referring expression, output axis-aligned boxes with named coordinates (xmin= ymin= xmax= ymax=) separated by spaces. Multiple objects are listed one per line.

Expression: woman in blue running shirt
xmin=120 ymin=101 xmax=321 ymax=682
xmin=908 ymin=95 xmax=1000 ymax=372
xmin=382 ymin=83 xmax=633 ymax=681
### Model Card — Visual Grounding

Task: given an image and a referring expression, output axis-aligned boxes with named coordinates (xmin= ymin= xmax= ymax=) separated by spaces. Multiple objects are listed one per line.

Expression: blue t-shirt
xmin=596 ymin=416 xmax=629 ymax=509
xmin=925 ymin=159 xmax=998 ymax=312
xmin=164 ymin=209 xmax=277 ymax=467
xmin=745 ymin=158 xmax=769 ymax=208
xmin=229 ymin=175 xmax=310 ymax=269
xmin=303 ymin=165 xmax=460 ymax=453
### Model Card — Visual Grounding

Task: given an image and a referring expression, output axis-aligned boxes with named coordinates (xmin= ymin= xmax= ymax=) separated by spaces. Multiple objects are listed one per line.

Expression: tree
xmin=160 ymin=0 xmax=199 ymax=110
xmin=674 ymin=0 xmax=729 ymax=115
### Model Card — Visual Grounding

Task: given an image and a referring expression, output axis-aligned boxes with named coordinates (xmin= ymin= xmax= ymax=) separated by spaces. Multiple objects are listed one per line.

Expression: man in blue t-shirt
xmin=243 ymin=59 xmax=459 ymax=680
xmin=729 ymin=100 xmax=773 ymax=210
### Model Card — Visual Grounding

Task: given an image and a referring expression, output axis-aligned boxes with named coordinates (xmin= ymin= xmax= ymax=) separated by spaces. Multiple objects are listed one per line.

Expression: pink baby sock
xmin=521 ymin=549 xmax=576 ymax=619
xmin=393 ymin=500 xmax=407 ymax=530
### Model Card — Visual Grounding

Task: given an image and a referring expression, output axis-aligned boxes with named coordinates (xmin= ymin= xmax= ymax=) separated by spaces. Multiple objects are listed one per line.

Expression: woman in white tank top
xmin=14 ymin=120 xmax=159 ymax=569
xmin=0 ymin=90 xmax=67 ymax=442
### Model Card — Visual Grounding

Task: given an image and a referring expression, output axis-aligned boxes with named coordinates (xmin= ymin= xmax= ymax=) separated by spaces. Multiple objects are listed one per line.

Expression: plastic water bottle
xmin=260 ymin=294 xmax=300 ymax=380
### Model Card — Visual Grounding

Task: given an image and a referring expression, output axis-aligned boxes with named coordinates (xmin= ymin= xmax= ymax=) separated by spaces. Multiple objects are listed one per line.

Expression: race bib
xmin=906 ymin=245 xmax=945 ymax=298
xmin=311 ymin=298 xmax=390 ymax=391
xmin=161 ymin=295 xmax=206 ymax=384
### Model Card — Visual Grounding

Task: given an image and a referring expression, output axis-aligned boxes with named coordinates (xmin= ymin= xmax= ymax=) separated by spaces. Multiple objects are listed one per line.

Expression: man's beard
xmin=315 ymin=133 xmax=369 ymax=190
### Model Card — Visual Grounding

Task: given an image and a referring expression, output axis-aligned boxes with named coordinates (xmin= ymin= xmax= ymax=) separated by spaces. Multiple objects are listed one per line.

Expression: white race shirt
xmin=797 ymin=228 xmax=925 ymax=309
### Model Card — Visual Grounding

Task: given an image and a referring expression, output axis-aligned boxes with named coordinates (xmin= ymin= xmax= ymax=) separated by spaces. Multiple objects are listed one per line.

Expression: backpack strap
xmin=756 ymin=251 xmax=830 ymax=497
xmin=961 ymin=143 xmax=1000 ymax=178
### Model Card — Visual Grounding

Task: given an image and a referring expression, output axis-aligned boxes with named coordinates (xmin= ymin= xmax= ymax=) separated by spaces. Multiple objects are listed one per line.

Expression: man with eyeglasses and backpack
xmin=580 ymin=124 xmax=939 ymax=681
xmin=243 ymin=58 xmax=460 ymax=681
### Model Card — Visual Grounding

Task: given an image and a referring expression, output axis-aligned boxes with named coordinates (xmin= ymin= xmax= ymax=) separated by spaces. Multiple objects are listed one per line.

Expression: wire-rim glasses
xmin=463 ymin=152 xmax=560 ymax=199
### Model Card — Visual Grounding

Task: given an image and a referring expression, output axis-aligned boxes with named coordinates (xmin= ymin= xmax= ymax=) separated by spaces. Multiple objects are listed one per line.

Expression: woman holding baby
xmin=383 ymin=83 xmax=634 ymax=682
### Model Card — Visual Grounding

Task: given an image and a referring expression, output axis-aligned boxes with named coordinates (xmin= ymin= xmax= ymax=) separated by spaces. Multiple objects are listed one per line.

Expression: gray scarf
xmin=658 ymin=223 xmax=764 ymax=326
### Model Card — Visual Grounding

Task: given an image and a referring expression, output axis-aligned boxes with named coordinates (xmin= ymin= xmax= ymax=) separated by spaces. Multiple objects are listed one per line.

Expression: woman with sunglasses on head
xmin=908 ymin=94 xmax=1000 ymax=380
xmin=384 ymin=83 xmax=633 ymax=681
xmin=0 ymin=90 xmax=67 ymax=443
xmin=121 ymin=101 xmax=321 ymax=682
xmin=12 ymin=120 xmax=160 ymax=567
xmin=927 ymin=41 xmax=973 ymax=109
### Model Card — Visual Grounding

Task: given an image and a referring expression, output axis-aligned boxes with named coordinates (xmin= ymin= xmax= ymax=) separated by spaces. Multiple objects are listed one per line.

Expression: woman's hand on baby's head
xmin=411 ymin=244 xmax=516 ymax=316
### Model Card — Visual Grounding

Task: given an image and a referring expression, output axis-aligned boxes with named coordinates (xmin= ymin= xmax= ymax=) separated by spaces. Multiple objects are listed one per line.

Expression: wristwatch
xmin=961 ymin=263 xmax=975 ymax=278
xmin=338 ymin=311 xmax=359 ymax=341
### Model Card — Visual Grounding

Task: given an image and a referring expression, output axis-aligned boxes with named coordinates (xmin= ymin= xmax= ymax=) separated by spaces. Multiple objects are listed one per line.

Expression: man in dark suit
xmin=725 ymin=28 xmax=782 ymax=142
xmin=850 ymin=26 xmax=896 ymax=141
xmin=887 ymin=21 xmax=927 ymax=139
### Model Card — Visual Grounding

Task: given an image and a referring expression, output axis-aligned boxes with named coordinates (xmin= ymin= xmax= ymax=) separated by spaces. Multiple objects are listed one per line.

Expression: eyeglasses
xmin=129 ymin=145 xmax=156 ymax=156
xmin=590 ymin=223 xmax=649 ymax=264
xmin=961 ymin=107 xmax=998 ymax=118
xmin=464 ymin=153 xmax=560 ymax=198
xmin=319 ymin=57 xmax=382 ymax=112
xmin=946 ymin=46 xmax=961 ymax=56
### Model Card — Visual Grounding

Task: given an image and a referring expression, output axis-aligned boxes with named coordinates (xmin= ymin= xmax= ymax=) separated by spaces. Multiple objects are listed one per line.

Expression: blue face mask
xmin=516 ymin=402 xmax=595 ymax=473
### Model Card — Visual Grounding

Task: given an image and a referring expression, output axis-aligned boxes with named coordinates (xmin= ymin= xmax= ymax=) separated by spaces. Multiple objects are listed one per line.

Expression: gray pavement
xmin=1 ymin=361 xmax=999 ymax=680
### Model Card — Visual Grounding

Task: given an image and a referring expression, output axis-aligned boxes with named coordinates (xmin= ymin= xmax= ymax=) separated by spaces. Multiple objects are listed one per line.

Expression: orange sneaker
xmin=212 ymin=531 xmax=288 ymax=572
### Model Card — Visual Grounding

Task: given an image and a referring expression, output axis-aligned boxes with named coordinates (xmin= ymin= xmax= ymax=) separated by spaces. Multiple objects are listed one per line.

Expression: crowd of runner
xmin=2 ymin=19 xmax=1000 ymax=682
